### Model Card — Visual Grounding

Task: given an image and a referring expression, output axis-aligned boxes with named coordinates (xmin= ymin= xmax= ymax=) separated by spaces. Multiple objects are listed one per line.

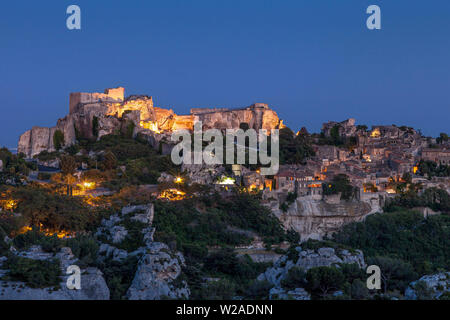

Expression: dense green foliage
xmin=279 ymin=127 xmax=315 ymax=165
xmin=2 ymin=186 xmax=98 ymax=232
xmin=96 ymin=256 xmax=139 ymax=300
xmin=417 ymin=159 xmax=450 ymax=178
xmin=53 ymin=130 xmax=65 ymax=150
xmin=153 ymin=193 xmax=286 ymax=251
xmin=332 ymin=210 xmax=450 ymax=275
xmin=153 ymin=193 xmax=289 ymax=299
xmin=92 ymin=116 xmax=99 ymax=137
xmin=115 ymin=217 xmax=146 ymax=252
xmin=317 ymin=125 xmax=358 ymax=149
xmin=366 ymin=256 xmax=417 ymax=294
xmin=185 ymin=247 xmax=271 ymax=299
xmin=1 ymin=255 xmax=61 ymax=288
xmin=305 ymin=266 xmax=345 ymax=298
xmin=0 ymin=147 xmax=36 ymax=177
xmin=322 ymin=174 xmax=357 ymax=200
xmin=436 ymin=133 xmax=449 ymax=144
xmin=384 ymin=187 xmax=450 ymax=213
xmin=65 ymin=235 xmax=99 ymax=267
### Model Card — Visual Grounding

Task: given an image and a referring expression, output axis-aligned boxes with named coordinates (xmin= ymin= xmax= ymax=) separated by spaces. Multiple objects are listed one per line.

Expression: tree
xmin=281 ymin=266 xmax=307 ymax=290
xmin=53 ymin=130 xmax=65 ymax=150
xmin=330 ymin=125 xmax=343 ymax=146
xmin=322 ymin=174 xmax=356 ymax=200
xmin=60 ymin=155 xmax=77 ymax=196
xmin=436 ymin=133 xmax=449 ymax=144
xmin=103 ymin=151 xmax=118 ymax=170
xmin=367 ymin=256 xmax=417 ymax=294
xmin=279 ymin=127 xmax=315 ymax=165
xmin=350 ymin=279 xmax=369 ymax=299
xmin=92 ymin=116 xmax=99 ymax=137
xmin=306 ymin=266 xmax=345 ymax=298
xmin=356 ymin=125 xmax=368 ymax=132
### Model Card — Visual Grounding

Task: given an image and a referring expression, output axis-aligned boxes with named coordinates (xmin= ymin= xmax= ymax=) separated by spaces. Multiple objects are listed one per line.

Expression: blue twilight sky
xmin=0 ymin=0 xmax=449 ymax=149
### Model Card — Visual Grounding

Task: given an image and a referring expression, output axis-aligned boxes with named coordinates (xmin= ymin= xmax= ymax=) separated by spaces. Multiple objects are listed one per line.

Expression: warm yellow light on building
xmin=158 ymin=189 xmax=186 ymax=201
xmin=370 ymin=128 xmax=381 ymax=138
xmin=4 ymin=199 xmax=18 ymax=211
xmin=218 ymin=177 xmax=235 ymax=185
xmin=175 ymin=177 xmax=183 ymax=184
xmin=140 ymin=120 xmax=161 ymax=133
xmin=83 ymin=182 xmax=95 ymax=189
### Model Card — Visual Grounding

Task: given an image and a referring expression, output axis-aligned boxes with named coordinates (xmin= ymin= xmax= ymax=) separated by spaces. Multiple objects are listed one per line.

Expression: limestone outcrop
xmin=18 ymin=86 xmax=284 ymax=158
xmin=192 ymin=103 xmax=283 ymax=132
xmin=126 ymin=242 xmax=190 ymax=300
xmin=405 ymin=272 xmax=450 ymax=300
xmin=95 ymin=204 xmax=189 ymax=299
xmin=264 ymin=193 xmax=380 ymax=240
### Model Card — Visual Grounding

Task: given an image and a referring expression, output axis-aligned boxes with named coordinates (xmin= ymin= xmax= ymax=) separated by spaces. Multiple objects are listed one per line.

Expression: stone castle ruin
xmin=18 ymin=87 xmax=284 ymax=157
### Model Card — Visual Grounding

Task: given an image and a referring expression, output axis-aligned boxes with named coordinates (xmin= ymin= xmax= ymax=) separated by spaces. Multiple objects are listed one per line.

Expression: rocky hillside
xmin=257 ymin=245 xmax=366 ymax=300
xmin=17 ymin=87 xmax=284 ymax=158
xmin=0 ymin=204 xmax=189 ymax=300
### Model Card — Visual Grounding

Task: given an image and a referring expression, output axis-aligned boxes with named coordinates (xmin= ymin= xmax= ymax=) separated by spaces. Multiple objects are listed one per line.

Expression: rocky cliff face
xmin=126 ymin=242 xmax=190 ymax=300
xmin=265 ymin=193 xmax=381 ymax=240
xmin=18 ymin=87 xmax=283 ymax=158
xmin=193 ymin=103 xmax=283 ymax=132
xmin=18 ymin=116 xmax=77 ymax=158
xmin=96 ymin=204 xmax=190 ymax=300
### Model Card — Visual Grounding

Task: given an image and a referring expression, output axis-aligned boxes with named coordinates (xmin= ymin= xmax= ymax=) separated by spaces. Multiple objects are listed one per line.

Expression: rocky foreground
xmin=0 ymin=204 xmax=189 ymax=300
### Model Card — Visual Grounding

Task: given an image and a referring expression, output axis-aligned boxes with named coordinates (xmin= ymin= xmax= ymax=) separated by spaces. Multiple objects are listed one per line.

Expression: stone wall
xmin=69 ymin=87 xmax=124 ymax=114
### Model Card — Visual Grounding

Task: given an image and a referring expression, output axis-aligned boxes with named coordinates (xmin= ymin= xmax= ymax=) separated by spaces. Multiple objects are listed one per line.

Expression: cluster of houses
xmin=232 ymin=119 xmax=450 ymax=201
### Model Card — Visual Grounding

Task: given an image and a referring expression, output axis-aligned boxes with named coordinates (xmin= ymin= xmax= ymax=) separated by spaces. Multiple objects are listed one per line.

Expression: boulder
xmin=126 ymin=242 xmax=189 ymax=300
xmin=405 ymin=272 xmax=450 ymax=300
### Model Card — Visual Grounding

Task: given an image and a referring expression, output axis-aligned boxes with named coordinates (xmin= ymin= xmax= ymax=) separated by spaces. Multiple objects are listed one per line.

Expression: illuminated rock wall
xmin=18 ymin=87 xmax=284 ymax=157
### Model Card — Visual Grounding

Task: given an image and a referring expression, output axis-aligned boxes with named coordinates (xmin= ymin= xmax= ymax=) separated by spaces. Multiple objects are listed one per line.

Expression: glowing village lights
xmin=175 ymin=177 xmax=183 ymax=184
xmin=217 ymin=177 xmax=235 ymax=185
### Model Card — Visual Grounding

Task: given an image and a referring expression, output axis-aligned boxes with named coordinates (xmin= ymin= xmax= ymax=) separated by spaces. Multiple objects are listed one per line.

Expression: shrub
xmin=196 ymin=279 xmax=237 ymax=300
xmin=281 ymin=266 xmax=307 ymax=290
xmin=244 ymin=280 xmax=272 ymax=300
xmin=305 ymin=266 xmax=345 ymax=299
xmin=96 ymin=255 xmax=139 ymax=300
xmin=53 ymin=130 xmax=65 ymax=150
xmin=65 ymin=235 xmax=99 ymax=267
xmin=2 ymin=256 xmax=61 ymax=288
xmin=332 ymin=210 xmax=450 ymax=275
xmin=13 ymin=228 xmax=62 ymax=253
